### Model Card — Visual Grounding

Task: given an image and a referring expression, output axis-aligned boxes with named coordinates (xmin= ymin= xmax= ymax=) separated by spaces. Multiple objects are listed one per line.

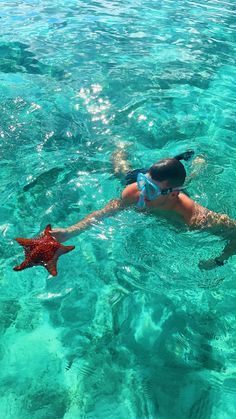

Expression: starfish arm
xmin=45 ymin=224 xmax=52 ymax=236
xmin=56 ymin=245 xmax=75 ymax=256
xmin=15 ymin=238 xmax=39 ymax=257
xmin=13 ymin=260 xmax=30 ymax=271
xmin=45 ymin=259 xmax=58 ymax=276
xmin=15 ymin=238 xmax=37 ymax=247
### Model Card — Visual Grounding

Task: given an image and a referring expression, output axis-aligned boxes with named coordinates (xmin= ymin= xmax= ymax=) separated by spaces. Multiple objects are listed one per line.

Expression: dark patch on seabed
xmin=0 ymin=42 xmax=64 ymax=79
xmin=23 ymin=167 xmax=64 ymax=192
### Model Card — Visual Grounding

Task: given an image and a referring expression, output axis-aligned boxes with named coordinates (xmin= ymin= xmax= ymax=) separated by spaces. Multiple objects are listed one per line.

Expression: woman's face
xmin=144 ymin=176 xmax=179 ymax=208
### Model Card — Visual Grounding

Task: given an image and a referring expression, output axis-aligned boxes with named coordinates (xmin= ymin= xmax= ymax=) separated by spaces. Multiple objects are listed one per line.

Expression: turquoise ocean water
xmin=0 ymin=0 xmax=236 ymax=417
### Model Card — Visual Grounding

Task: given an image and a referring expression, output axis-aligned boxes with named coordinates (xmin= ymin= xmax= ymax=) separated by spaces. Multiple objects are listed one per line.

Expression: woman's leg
xmin=111 ymin=143 xmax=132 ymax=177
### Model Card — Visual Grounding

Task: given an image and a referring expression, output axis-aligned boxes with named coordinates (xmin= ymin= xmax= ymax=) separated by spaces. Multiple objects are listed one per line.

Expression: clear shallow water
xmin=0 ymin=0 xmax=236 ymax=417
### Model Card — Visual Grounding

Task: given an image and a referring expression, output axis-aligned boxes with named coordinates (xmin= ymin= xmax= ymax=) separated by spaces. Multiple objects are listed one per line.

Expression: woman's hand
xmin=50 ymin=228 xmax=70 ymax=243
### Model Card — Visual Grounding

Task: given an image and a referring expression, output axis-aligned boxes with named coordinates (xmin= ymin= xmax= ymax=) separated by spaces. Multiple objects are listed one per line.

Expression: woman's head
xmin=149 ymin=158 xmax=186 ymax=188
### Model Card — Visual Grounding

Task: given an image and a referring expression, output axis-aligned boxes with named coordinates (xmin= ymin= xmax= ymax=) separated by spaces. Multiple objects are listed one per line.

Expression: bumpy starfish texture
xmin=14 ymin=224 xmax=75 ymax=276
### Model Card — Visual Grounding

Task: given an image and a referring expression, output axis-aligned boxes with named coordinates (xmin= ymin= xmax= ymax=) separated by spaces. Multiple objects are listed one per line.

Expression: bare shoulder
xmin=174 ymin=193 xmax=197 ymax=225
xmin=178 ymin=192 xmax=196 ymax=210
xmin=121 ymin=183 xmax=139 ymax=204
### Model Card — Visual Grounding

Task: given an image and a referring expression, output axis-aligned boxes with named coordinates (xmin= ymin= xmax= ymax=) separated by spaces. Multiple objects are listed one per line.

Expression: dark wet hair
xmin=149 ymin=150 xmax=194 ymax=188
xmin=124 ymin=150 xmax=194 ymax=186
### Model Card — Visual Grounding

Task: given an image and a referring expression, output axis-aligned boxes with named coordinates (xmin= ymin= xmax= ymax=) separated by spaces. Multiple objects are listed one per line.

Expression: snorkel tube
xmin=175 ymin=150 xmax=194 ymax=162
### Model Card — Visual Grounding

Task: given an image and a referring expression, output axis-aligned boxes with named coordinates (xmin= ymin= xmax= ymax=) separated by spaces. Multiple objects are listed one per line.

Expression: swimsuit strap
xmin=125 ymin=168 xmax=147 ymax=185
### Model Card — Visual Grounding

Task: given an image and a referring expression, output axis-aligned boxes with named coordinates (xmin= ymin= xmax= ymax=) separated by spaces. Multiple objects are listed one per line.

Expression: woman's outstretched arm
xmin=50 ymin=198 xmax=126 ymax=242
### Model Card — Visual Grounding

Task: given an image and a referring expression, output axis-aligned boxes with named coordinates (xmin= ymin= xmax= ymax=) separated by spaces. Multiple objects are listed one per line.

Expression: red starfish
xmin=13 ymin=224 xmax=75 ymax=276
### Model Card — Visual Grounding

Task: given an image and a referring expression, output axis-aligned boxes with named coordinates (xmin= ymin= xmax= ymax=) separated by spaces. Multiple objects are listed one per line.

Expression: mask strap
xmin=137 ymin=186 xmax=146 ymax=209
xmin=161 ymin=187 xmax=184 ymax=195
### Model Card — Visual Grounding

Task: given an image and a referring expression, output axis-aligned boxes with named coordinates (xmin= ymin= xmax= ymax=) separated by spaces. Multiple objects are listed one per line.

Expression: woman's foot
xmin=111 ymin=142 xmax=132 ymax=177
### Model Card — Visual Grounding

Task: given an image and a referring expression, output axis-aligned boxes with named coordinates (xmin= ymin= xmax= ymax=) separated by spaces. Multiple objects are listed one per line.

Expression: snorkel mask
xmin=137 ymin=173 xmax=183 ymax=209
